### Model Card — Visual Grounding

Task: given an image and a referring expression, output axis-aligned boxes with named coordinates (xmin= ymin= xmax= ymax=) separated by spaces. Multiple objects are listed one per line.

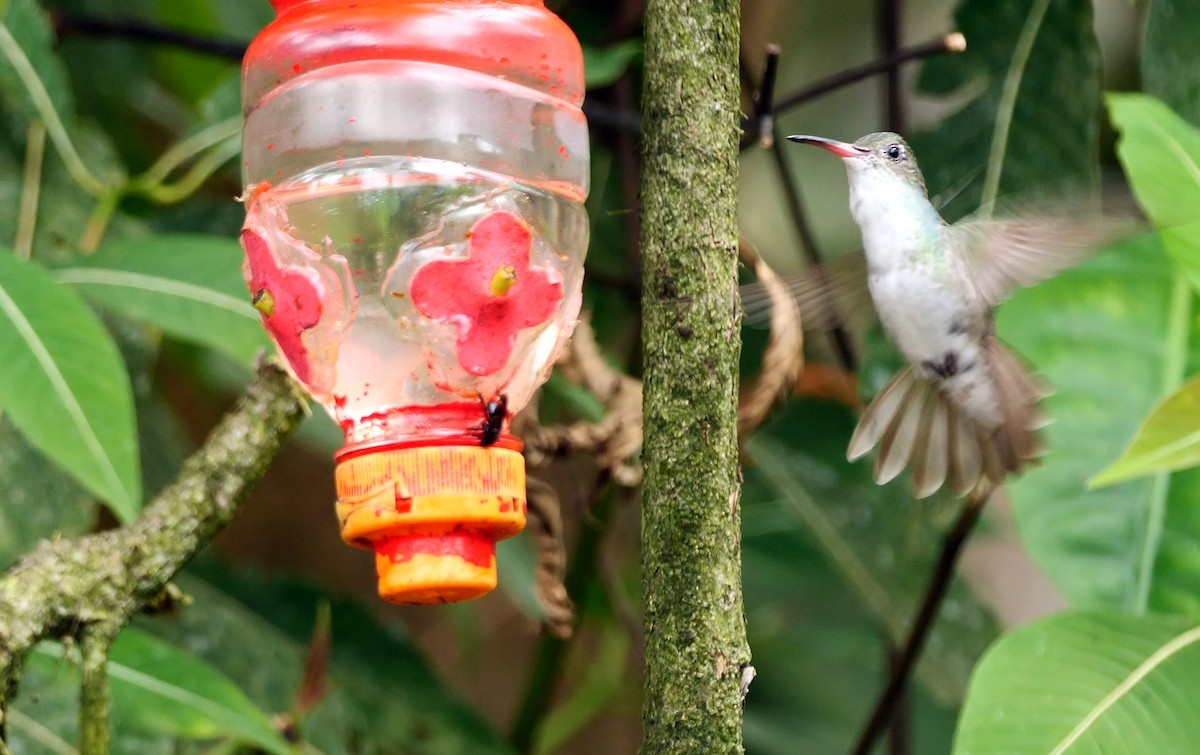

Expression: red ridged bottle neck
xmin=269 ymin=0 xmax=546 ymax=11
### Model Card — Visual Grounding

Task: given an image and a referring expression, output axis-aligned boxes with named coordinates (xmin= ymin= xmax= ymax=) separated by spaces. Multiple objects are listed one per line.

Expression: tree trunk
xmin=639 ymin=0 xmax=748 ymax=752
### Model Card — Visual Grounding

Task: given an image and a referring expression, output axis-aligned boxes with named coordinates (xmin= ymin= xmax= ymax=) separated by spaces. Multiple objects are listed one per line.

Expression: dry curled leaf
xmin=737 ymin=237 xmax=803 ymax=441
xmin=526 ymin=477 xmax=575 ymax=639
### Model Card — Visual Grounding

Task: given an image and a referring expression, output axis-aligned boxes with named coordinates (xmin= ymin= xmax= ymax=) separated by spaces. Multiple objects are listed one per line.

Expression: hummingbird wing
xmin=946 ymin=215 xmax=1135 ymax=307
xmin=740 ymin=250 xmax=873 ymax=330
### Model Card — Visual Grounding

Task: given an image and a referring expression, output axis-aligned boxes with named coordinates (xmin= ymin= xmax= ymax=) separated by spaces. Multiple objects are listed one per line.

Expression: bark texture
xmin=0 ymin=362 xmax=307 ymax=751
xmin=639 ymin=0 xmax=749 ymax=752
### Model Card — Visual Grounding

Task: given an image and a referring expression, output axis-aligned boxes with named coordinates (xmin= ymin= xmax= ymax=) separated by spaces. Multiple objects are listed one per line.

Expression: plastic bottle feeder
xmin=239 ymin=0 xmax=589 ymax=604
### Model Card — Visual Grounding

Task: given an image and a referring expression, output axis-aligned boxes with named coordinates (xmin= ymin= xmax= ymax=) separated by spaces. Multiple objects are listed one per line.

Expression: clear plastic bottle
xmin=240 ymin=0 xmax=588 ymax=604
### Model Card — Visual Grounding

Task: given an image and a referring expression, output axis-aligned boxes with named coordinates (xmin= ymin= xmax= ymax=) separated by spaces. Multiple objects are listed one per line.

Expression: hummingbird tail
xmin=848 ymin=342 xmax=1046 ymax=498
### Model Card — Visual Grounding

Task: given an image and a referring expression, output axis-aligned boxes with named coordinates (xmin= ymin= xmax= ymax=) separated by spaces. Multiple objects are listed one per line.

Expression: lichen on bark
xmin=639 ymin=0 xmax=750 ymax=752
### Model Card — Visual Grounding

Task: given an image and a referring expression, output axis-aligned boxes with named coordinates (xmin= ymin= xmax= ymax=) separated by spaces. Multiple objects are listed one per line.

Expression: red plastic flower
xmin=410 ymin=211 xmax=561 ymax=376
xmin=242 ymin=228 xmax=323 ymax=384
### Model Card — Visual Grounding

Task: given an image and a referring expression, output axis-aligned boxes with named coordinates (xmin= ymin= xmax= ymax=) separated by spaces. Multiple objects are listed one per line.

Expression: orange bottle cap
xmin=335 ymin=444 xmax=526 ymax=604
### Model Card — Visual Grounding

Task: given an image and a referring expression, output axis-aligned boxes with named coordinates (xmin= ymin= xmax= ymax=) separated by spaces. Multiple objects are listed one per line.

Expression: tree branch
xmin=640 ymin=0 xmax=749 ymax=751
xmin=79 ymin=622 xmax=117 ymax=754
xmin=849 ymin=488 xmax=990 ymax=755
xmin=0 ymin=362 xmax=308 ymax=742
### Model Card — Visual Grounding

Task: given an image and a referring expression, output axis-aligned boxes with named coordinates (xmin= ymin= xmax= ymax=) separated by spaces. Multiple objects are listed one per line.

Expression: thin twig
xmin=53 ymin=13 xmax=248 ymax=60
xmin=774 ymin=32 xmax=965 ymax=115
xmin=78 ymin=190 xmax=122 ymax=254
xmin=886 ymin=644 xmax=911 ymax=755
xmin=128 ymin=134 xmax=242 ymax=204
xmin=740 ymin=45 xmax=780 ymax=150
xmin=524 ymin=319 xmax=643 ymax=486
xmin=139 ymin=115 xmax=242 ymax=186
xmin=0 ymin=23 xmax=110 ymax=197
xmin=878 ymin=0 xmax=905 ymax=133
xmin=15 ymin=121 xmax=46 ymax=259
xmin=848 ymin=488 xmax=990 ymax=755
xmin=583 ymin=100 xmax=643 ymax=134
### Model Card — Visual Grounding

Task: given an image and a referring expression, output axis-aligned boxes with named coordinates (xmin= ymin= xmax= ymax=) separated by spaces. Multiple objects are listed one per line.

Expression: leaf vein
xmin=0 ymin=280 xmax=125 ymax=503
xmin=1048 ymin=623 xmax=1200 ymax=754
xmin=57 ymin=269 xmax=257 ymax=320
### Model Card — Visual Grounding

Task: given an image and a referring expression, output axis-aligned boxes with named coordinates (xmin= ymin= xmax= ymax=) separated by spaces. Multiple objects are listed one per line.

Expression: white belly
xmin=869 ymin=268 xmax=1002 ymax=428
xmin=869 ymin=268 xmax=973 ymax=363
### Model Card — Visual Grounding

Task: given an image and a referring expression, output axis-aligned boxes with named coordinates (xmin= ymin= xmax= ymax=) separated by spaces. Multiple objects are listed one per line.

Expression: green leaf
xmin=1091 ymin=376 xmax=1200 ymax=486
xmin=4 ymin=707 xmax=78 ymax=755
xmin=1156 ymin=222 xmax=1200 ymax=294
xmin=496 ymin=534 xmax=549 ymax=622
xmin=0 ymin=251 xmax=140 ymax=520
xmin=997 ymin=236 xmax=1182 ymax=611
xmin=583 ymin=40 xmax=642 ymax=89
xmin=912 ymin=0 xmax=1101 ymax=220
xmin=532 ymin=621 xmax=630 ymax=754
xmin=24 ymin=628 xmax=291 ymax=754
xmin=141 ymin=566 xmax=513 ymax=754
xmin=1108 ymin=93 xmax=1200 ymax=231
xmin=953 ymin=611 xmax=1200 ymax=754
xmin=1142 ymin=0 xmax=1200 ymax=125
xmin=0 ymin=417 xmax=95 ymax=571
xmin=57 ymin=235 xmax=269 ymax=365
xmin=0 ymin=0 xmax=76 ymax=123
xmin=746 ymin=399 xmax=998 ymax=705
xmin=1108 ymin=93 xmax=1200 ymax=296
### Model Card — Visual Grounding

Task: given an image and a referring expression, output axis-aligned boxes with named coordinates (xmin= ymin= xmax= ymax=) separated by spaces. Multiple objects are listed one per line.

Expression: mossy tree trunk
xmin=639 ymin=0 xmax=749 ymax=752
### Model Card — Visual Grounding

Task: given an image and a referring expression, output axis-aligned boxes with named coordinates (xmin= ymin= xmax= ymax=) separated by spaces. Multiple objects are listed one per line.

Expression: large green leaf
xmin=1108 ymin=93 xmax=1200 ymax=292
xmin=1091 ymin=377 xmax=1200 ymax=487
xmin=0 ymin=252 xmax=140 ymax=520
xmin=747 ymin=399 xmax=998 ymax=706
xmin=953 ymin=611 xmax=1200 ymax=754
xmin=998 ymin=237 xmax=1183 ymax=612
xmin=21 ymin=629 xmax=292 ymax=754
xmin=911 ymin=0 xmax=1101 ymax=220
xmin=1058 ymin=93 xmax=1200 ymax=615
xmin=140 ymin=566 xmax=513 ymax=755
xmin=1108 ymin=93 xmax=1200 ymax=231
xmin=1142 ymin=0 xmax=1200 ymax=126
xmin=58 ymin=235 xmax=269 ymax=365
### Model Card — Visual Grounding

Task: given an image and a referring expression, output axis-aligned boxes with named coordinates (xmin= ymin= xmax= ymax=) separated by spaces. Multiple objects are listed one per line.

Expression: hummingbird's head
xmin=786 ymin=132 xmax=928 ymax=198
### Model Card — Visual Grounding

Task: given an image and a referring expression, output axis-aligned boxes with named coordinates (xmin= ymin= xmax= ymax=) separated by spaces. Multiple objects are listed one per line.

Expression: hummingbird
xmin=786 ymin=132 xmax=1125 ymax=498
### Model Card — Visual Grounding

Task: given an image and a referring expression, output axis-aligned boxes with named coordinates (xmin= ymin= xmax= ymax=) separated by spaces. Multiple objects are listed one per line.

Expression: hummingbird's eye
xmin=885 ymin=144 xmax=905 ymax=161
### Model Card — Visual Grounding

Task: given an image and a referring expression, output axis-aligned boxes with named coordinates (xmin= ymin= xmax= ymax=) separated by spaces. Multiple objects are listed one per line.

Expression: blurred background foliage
xmin=3 ymin=0 xmax=1200 ymax=752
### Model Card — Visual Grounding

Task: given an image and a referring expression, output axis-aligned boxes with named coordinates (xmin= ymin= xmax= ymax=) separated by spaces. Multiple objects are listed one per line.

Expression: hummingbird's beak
xmin=786 ymin=135 xmax=869 ymax=159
